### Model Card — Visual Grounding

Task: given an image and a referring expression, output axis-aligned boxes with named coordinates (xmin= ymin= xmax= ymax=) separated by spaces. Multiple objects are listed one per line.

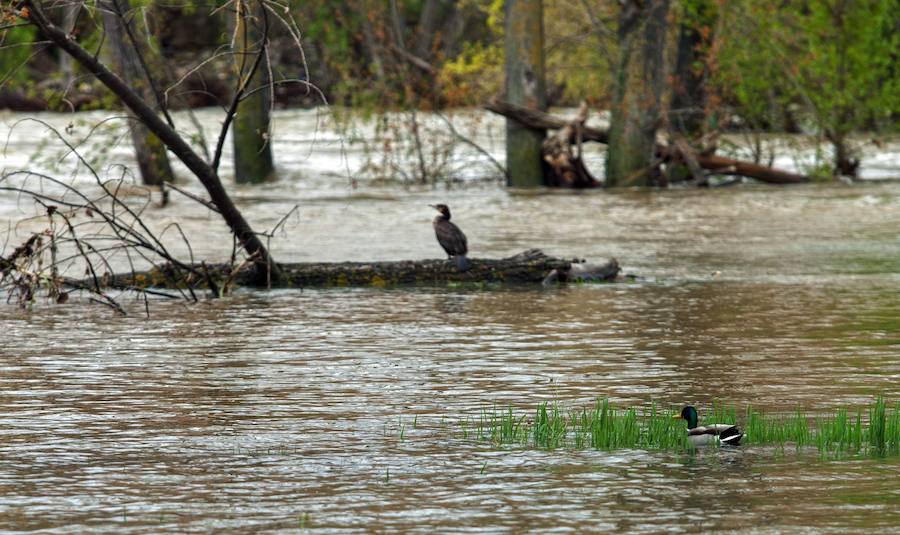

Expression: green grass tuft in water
xmin=458 ymin=397 xmax=900 ymax=457
xmin=463 ymin=399 xmax=687 ymax=451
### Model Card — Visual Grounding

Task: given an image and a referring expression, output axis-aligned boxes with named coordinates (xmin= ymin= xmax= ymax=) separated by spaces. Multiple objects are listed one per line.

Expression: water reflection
xmin=2 ymin=274 xmax=900 ymax=531
xmin=2 ymin=110 xmax=900 ymax=532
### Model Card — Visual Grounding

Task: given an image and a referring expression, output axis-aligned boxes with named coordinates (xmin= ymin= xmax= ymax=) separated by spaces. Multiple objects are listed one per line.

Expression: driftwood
xmin=542 ymin=258 xmax=621 ymax=285
xmin=486 ymin=100 xmax=809 ymax=185
xmin=98 ymin=250 xmax=620 ymax=290
xmin=542 ymin=103 xmax=601 ymax=188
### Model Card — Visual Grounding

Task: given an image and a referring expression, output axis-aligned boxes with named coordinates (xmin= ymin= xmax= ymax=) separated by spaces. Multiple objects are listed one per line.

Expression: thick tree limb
xmin=390 ymin=43 xmax=437 ymax=75
xmin=97 ymin=250 xmax=620 ymax=289
xmin=487 ymin=100 xmax=809 ymax=185
xmin=487 ymin=99 xmax=610 ymax=143
xmin=20 ymin=0 xmax=283 ymax=284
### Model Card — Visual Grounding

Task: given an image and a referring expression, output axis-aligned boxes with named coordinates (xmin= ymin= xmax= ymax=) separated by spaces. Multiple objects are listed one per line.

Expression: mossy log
xmin=100 ymin=249 xmax=621 ymax=290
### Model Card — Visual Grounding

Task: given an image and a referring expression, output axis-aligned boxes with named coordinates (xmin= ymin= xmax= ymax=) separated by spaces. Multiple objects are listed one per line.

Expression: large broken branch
xmin=542 ymin=102 xmax=601 ymax=188
xmin=98 ymin=250 xmax=620 ymax=289
xmin=487 ymin=100 xmax=610 ymax=143
xmin=487 ymin=100 xmax=809 ymax=185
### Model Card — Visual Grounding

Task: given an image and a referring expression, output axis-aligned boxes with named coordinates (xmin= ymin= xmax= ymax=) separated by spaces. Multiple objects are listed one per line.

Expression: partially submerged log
xmin=542 ymin=258 xmax=621 ymax=285
xmin=487 ymin=100 xmax=810 ymax=185
xmin=100 ymin=249 xmax=621 ymax=290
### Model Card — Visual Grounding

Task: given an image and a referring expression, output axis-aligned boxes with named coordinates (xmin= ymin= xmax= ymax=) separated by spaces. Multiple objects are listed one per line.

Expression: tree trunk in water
xmin=827 ymin=129 xmax=860 ymax=178
xmin=232 ymin=1 xmax=275 ymax=184
xmin=504 ymin=0 xmax=546 ymax=187
xmin=486 ymin=101 xmax=810 ymax=184
xmin=99 ymin=0 xmax=175 ymax=187
xmin=606 ymin=0 xmax=670 ymax=187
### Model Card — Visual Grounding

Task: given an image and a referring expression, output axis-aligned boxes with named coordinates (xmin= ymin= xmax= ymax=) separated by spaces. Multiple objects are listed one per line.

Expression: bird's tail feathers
xmin=455 ymin=255 xmax=470 ymax=271
xmin=719 ymin=427 xmax=744 ymax=446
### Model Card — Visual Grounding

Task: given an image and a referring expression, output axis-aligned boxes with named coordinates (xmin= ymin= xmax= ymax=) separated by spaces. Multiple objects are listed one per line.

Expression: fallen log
xmin=486 ymin=100 xmax=809 ymax=185
xmin=487 ymin=100 xmax=610 ymax=143
xmin=94 ymin=249 xmax=621 ymax=290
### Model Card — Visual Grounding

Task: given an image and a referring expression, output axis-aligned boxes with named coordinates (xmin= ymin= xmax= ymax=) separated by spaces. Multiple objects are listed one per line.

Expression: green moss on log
xmin=90 ymin=249 xmax=622 ymax=291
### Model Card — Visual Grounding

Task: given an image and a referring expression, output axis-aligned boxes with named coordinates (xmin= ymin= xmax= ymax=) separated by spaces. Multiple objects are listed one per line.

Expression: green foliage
xmin=439 ymin=41 xmax=503 ymax=106
xmin=795 ymin=0 xmax=900 ymax=134
xmin=714 ymin=0 xmax=900 ymax=173
xmin=438 ymin=0 xmax=616 ymax=106
xmin=0 ymin=25 xmax=37 ymax=87
xmin=543 ymin=0 xmax=616 ymax=105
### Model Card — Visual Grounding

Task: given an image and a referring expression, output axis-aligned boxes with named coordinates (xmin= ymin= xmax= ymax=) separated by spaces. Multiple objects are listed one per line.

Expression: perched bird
xmin=429 ymin=203 xmax=469 ymax=271
xmin=674 ymin=406 xmax=745 ymax=446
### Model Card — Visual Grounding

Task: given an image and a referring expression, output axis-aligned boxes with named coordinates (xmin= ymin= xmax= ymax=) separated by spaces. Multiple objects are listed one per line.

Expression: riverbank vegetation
xmin=457 ymin=397 xmax=900 ymax=456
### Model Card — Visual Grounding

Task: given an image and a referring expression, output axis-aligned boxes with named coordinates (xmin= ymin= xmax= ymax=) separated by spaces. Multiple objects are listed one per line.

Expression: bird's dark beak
xmin=428 ymin=204 xmax=437 ymax=210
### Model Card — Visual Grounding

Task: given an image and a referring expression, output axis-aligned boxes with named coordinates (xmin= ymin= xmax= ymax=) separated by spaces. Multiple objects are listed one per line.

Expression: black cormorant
xmin=429 ymin=204 xmax=469 ymax=271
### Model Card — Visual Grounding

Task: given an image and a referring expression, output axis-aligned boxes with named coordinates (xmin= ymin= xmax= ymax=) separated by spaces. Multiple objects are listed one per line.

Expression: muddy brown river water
xmin=1 ymin=109 xmax=900 ymax=532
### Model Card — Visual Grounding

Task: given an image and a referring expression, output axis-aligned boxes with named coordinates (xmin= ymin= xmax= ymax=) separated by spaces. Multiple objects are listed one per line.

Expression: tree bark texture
xmin=670 ymin=0 xmax=717 ymax=138
xmin=606 ymin=0 xmax=670 ymax=187
xmin=99 ymin=0 xmax=175 ymax=187
xmin=21 ymin=0 xmax=282 ymax=284
xmin=96 ymin=250 xmax=620 ymax=289
xmin=504 ymin=0 xmax=547 ymax=187
xmin=232 ymin=0 xmax=275 ymax=184
xmin=486 ymin=101 xmax=810 ymax=185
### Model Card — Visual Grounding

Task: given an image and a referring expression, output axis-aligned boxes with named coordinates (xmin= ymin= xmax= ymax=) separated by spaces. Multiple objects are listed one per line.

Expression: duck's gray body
xmin=687 ymin=423 xmax=745 ymax=447
xmin=677 ymin=406 xmax=745 ymax=447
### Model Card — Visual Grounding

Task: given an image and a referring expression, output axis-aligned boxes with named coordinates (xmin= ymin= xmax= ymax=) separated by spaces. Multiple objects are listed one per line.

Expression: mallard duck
xmin=674 ymin=406 xmax=745 ymax=446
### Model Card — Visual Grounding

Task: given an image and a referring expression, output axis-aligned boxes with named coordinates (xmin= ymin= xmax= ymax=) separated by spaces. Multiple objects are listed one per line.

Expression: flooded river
xmin=1 ymin=109 xmax=900 ymax=532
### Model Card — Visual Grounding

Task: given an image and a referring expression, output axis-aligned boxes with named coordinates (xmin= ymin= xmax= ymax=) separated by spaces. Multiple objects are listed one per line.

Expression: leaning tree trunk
xmin=99 ymin=0 xmax=175 ymax=187
xmin=232 ymin=0 xmax=275 ymax=184
xmin=606 ymin=0 xmax=670 ymax=187
xmin=21 ymin=0 xmax=282 ymax=284
xmin=504 ymin=0 xmax=546 ymax=187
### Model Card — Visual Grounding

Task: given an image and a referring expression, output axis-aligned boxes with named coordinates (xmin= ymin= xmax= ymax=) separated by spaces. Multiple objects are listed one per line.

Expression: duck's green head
xmin=674 ymin=406 xmax=699 ymax=429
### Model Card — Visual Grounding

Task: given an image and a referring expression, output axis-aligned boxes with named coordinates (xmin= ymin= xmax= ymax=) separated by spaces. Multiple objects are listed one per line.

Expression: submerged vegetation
xmin=458 ymin=397 xmax=900 ymax=457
